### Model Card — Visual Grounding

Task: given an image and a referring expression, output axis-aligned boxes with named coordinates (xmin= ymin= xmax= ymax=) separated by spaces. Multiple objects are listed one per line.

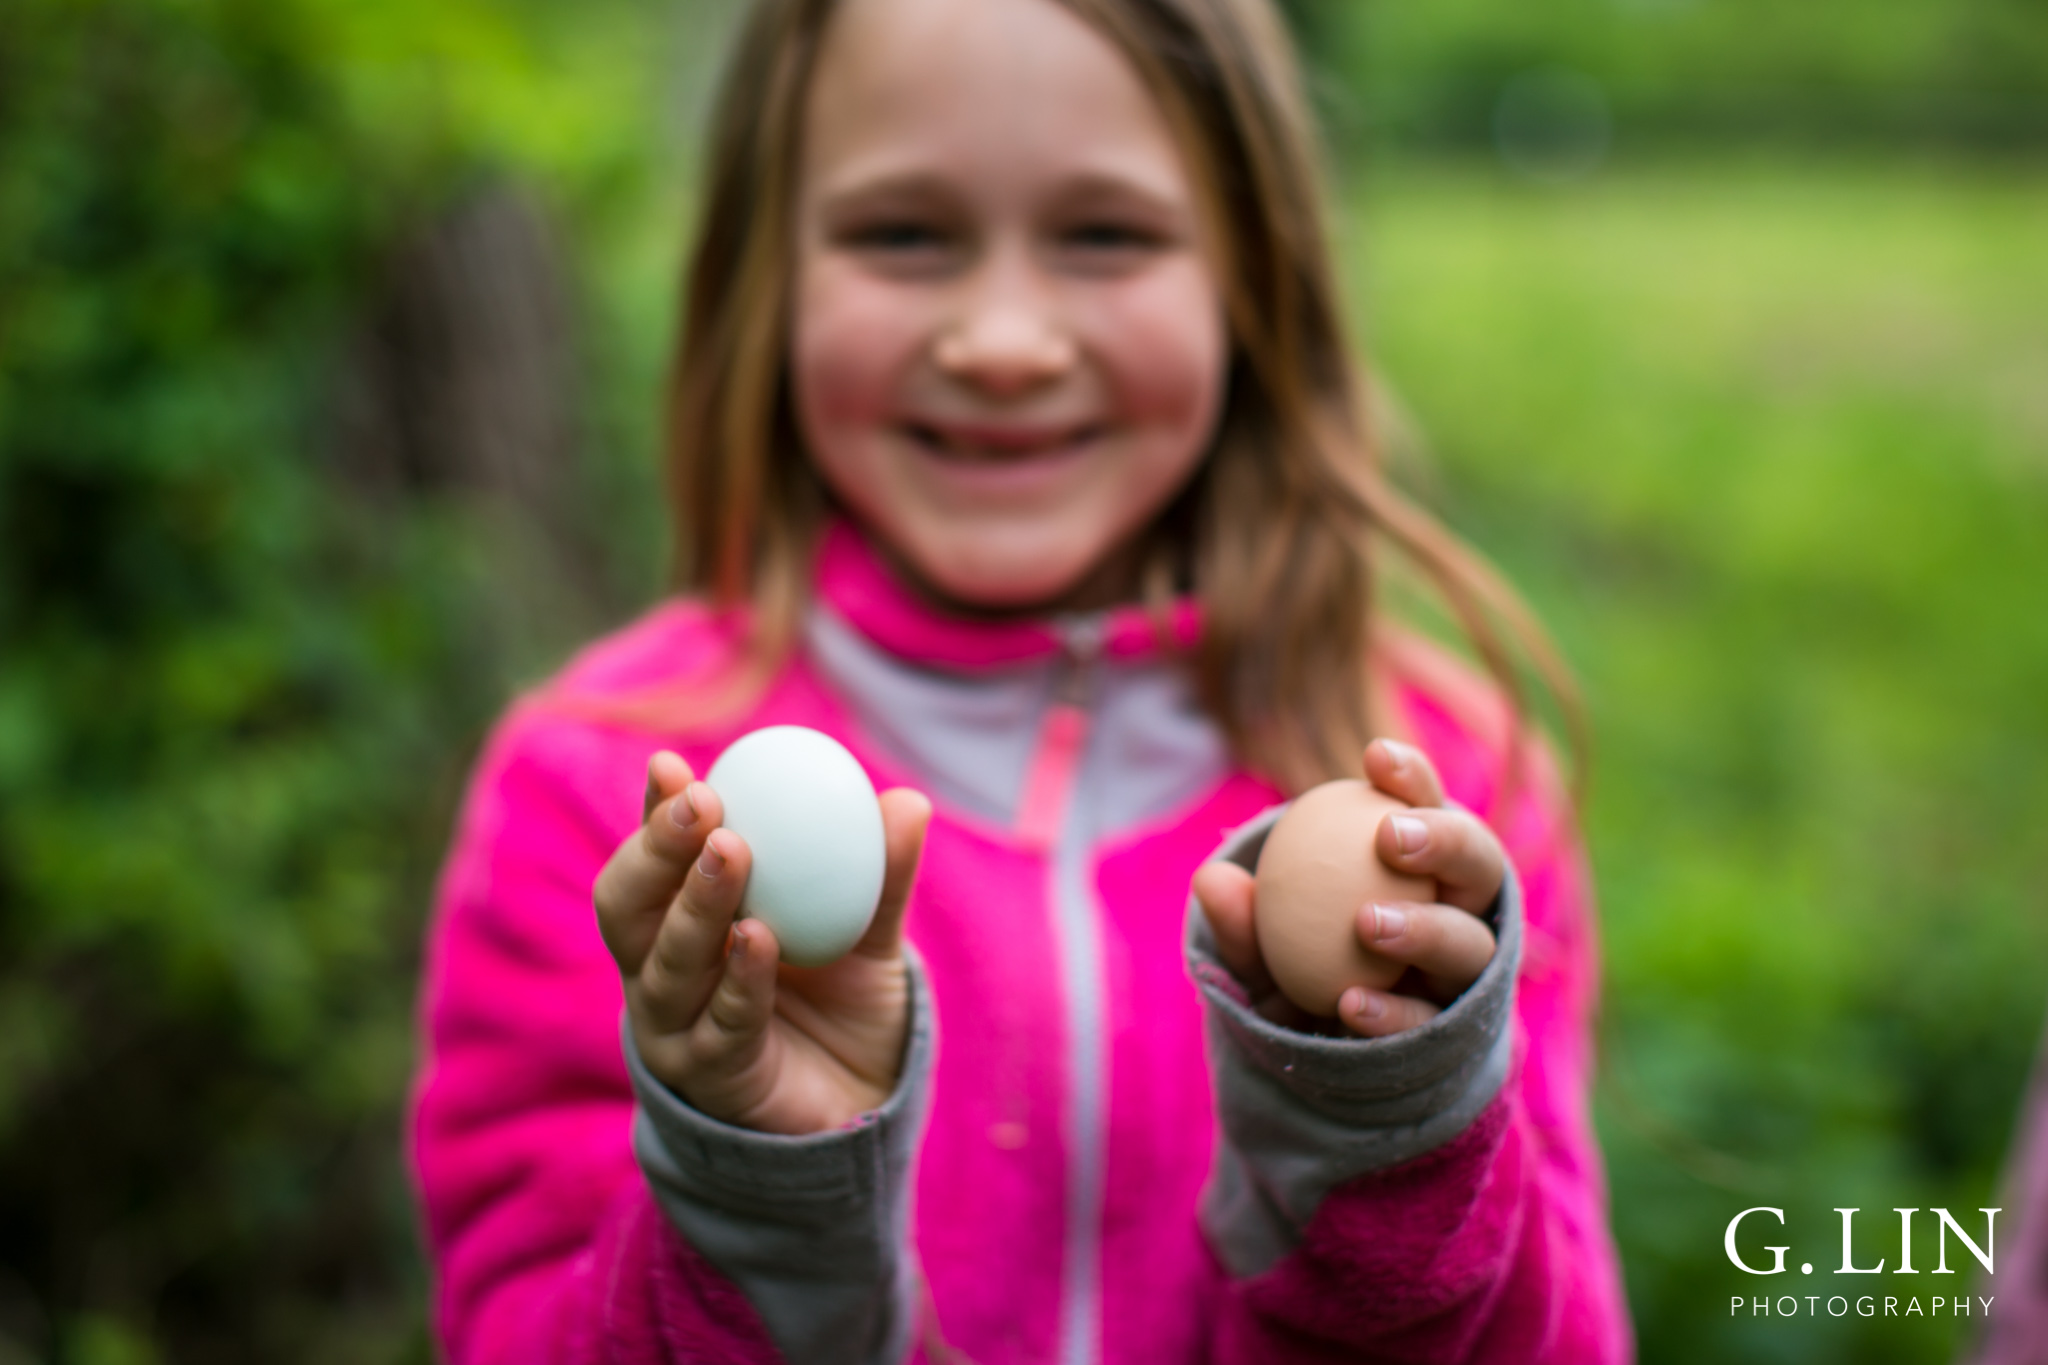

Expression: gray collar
xmin=802 ymin=600 xmax=1233 ymax=843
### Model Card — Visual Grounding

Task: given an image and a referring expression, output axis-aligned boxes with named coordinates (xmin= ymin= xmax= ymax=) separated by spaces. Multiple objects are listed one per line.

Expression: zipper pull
xmin=1012 ymin=616 xmax=1106 ymax=852
xmin=1053 ymin=615 xmax=1106 ymax=701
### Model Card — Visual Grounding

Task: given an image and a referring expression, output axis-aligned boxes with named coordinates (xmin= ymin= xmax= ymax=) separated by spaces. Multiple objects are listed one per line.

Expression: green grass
xmin=1345 ymin=160 xmax=2048 ymax=1362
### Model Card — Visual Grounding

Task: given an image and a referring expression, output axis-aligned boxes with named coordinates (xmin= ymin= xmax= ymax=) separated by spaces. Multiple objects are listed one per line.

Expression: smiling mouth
xmin=904 ymin=421 xmax=1103 ymax=461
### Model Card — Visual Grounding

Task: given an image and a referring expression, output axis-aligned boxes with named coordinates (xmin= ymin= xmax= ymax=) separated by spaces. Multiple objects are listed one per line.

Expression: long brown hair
xmin=662 ymin=0 xmax=1586 ymax=801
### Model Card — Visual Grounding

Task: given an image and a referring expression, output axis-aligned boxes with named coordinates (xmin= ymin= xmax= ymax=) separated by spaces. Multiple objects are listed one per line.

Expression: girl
xmin=409 ymin=0 xmax=1632 ymax=1360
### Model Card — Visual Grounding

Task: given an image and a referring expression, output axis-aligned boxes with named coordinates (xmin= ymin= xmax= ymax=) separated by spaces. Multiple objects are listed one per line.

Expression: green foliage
xmin=1348 ymin=162 xmax=2048 ymax=1362
xmin=0 ymin=0 xmax=675 ymax=1357
xmin=1287 ymin=0 xmax=2048 ymax=151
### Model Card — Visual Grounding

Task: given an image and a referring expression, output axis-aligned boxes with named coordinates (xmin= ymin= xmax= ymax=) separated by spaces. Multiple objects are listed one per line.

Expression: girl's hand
xmin=1192 ymin=738 xmax=1505 ymax=1039
xmin=594 ymin=750 xmax=934 ymax=1135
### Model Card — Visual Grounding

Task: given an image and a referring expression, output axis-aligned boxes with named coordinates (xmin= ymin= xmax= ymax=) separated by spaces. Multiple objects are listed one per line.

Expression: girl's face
xmin=792 ymin=0 xmax=1227 ymax=614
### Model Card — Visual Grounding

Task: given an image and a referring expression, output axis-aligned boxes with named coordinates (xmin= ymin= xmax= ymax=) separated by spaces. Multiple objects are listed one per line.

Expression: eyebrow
xmin=813 ymin=166 xmax=1191 ymax=221
xmin=814 ymin=171 xmax=961 ymax=216
xmin=1047 ymin=170 xmax=1190 ymax=220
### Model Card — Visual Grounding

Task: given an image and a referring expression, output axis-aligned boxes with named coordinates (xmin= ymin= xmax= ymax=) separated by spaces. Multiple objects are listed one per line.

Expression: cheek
xmin=792 ymin=262 xmax=923 ymax=435
xmin=1085 ymin=260 xmax=1228 ymax=446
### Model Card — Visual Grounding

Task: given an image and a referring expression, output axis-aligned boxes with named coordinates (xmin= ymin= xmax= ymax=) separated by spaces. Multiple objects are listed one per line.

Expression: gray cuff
xmin=1184 ymin=801 xmax=1523 ymax=1277
xmin=625 ymin=947 xmax=937 ymax=1365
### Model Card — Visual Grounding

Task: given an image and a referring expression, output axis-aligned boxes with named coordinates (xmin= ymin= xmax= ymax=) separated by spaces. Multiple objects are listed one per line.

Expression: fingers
xmin=595 ymin=776 xmax=726 ymax=972
xmin=1355 ymin=900 xmax=1496 ymax=1001
xmin=635 ymin=826 xmax=755 ymax=1032
xmin=851 ymin=788 xmax=934 ymax=960
xmin=631 ymin=918 xmax=783 ymax=1125
xmin=643 ymin=749 xmax=695 ymax=823
xmin=1374 ymin=805 xmax=1506 ymax=916
xmin=1363 ymin=738 xmax=1446 ymax=808
xmin=1191 ymin=860 xmax=1272 ymax=994
xmin=685 ymin=918 xmax=780 ymax=1081
xmin=1337 ymin=984 xmax=1443 ymax=1038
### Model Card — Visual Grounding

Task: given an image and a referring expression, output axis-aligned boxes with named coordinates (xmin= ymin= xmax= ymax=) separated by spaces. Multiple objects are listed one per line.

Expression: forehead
xmin=801 ymin=0 xmax=1193 ymax=206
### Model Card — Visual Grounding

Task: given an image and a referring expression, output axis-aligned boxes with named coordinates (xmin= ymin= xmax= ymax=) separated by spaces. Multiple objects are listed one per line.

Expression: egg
xmin=1253 ymin=779 xmax=1439 ymax=1017
xmin=704 ymin=726 xmax=888 ymax=968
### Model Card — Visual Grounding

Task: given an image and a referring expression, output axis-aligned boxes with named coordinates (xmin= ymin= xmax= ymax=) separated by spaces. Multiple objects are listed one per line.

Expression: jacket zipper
xmin=1036 ymin=618 xmax=1107 ymax=1365
xmin=1014 ymin=619 xmax=1102 ymax=853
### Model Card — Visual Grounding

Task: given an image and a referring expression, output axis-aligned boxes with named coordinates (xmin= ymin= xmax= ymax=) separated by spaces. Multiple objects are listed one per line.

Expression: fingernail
xmin=670 ymin=784 xmax=699 ymax=831
xmin=1371 ymin=903 xmax=1408 ymax=941
xmin=697 ymin=835 xmax=726 ymax=878
xmin=729 ymin=923 xmax=748 ymax=960
xmin=1388 ymin=814 xmax=1427 ymax=856
xmin=1350 ymin=988 xmax=1386 ymax=1021
xmin=1380 ymin=738 xmax=1419 ymax=769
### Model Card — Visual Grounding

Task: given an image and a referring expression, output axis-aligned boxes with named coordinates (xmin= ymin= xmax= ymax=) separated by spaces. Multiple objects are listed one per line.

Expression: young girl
xmin=408 ymin=0 xmax=1632 ymax=1360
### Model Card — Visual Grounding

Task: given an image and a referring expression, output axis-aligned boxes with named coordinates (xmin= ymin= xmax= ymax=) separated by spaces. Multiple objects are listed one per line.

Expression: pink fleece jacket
xmin=409 ymin=515 xmax=1634 ymax=1363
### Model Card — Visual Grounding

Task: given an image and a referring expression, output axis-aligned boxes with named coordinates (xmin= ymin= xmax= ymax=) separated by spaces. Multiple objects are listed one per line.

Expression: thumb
xmin=852 ymin=787 xmax=933 ymax=959
xmin=1192 ymin=860 xmax=1265 ymax=989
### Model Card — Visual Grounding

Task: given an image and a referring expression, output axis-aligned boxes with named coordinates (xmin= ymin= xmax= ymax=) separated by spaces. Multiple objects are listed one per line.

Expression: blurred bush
xmin=0 ymin=0 xmax=689 ymax=1357
xmin=1285 ymin=0 xmax=2048 ymax=155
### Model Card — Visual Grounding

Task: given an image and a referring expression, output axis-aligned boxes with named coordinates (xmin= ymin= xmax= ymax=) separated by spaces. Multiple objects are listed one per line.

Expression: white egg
xmin=704 ymin=725 xmax=887 ymax=968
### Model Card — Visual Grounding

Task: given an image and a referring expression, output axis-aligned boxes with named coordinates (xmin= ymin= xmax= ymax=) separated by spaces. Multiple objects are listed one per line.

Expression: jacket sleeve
xmin=1183 ymin=783 xmax=1632 ymax=1363
xmin=624 ymin=951 xmax=936 ymax=1365
xmin=408 ymin=704 xmax=931 ymax=1365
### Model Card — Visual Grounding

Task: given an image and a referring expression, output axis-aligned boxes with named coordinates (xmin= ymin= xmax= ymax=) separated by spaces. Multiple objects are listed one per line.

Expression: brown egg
xmin=1253 ymin=779 xmax=1439 ymax=1017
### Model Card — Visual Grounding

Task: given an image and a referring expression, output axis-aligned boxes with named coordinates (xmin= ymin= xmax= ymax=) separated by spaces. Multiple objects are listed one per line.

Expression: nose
xmin=932 ymin=253 xmax=1076 ymax=398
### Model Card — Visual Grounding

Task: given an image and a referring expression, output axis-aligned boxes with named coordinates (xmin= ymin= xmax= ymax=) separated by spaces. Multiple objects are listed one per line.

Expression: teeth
xmin=911 ymin=425 xmax=1087 ymax=460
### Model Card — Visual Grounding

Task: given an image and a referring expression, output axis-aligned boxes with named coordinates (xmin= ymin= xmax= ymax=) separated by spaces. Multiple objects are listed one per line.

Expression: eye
xmin=1061 ymin=221 xmax=1158 ymax=251
xmin=830 ymin=213 xmax=968 ymax=279
xmin=827 ymin=210 xmax=970 ymax=278
xmin=1050 ymin=217 xmax=1171 ymax=274
xmin=844 ymin=219 xmax=950 ymax=252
